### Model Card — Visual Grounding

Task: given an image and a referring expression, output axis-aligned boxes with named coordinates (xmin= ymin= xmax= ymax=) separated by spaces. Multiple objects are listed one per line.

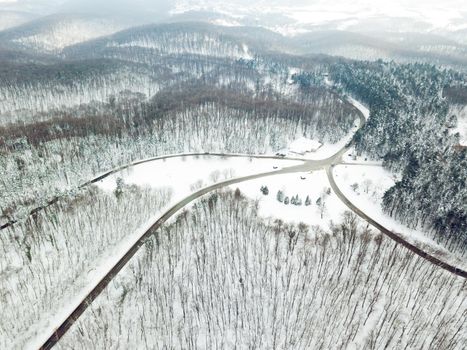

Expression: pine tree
xmin=114 ymin=177 xmax=124 ymax=198
xmin=260 ymin=186 xmax=269 ymax=195
xmin=277 ymin=190 xmax=284 ymax=202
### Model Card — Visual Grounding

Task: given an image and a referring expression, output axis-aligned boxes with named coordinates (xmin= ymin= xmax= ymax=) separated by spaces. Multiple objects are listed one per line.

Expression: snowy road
xmin=326 ymin=165 xmax=467 ymax=279
xmin=34 ymin=97 xmax=467 ymax=349
xmin=38 ymin=156 xmax=325 ymax=350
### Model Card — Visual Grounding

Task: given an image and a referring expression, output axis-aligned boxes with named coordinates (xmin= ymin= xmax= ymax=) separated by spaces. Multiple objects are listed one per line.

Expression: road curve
xmin=326 ymin=165 xmax=467 ymax=279
xmin=31 ymin=97 xmax=467 ymax=350
xmin=0 ymin=152 xmax=305 ymax=231
xmin=38 ymin=162 xmax=321 ymax=350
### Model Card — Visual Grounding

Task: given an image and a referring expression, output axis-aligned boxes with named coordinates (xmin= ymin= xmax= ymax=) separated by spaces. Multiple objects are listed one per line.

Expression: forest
xmin=0 ymin=19 xmax=466 ymax=349
xmin=56 ymin=190 xmax=467 ymax=349
xmin=328 ymin=60 xmax=467 ymax=250
xmin=0 ymin=52 xmax=358 ymax=227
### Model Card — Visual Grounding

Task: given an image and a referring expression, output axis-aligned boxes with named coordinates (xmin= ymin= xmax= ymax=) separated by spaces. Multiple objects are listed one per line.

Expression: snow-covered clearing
xmin=342 ymin=147 xmax=383 ymax=165
xmin=97 ymin=155 xmax=301 ymax=199
xmin=298 ymin=117 xmax=361 ymax=160
xmin=234 ymin=170 xmax=347 ymax=229
xmin=288 ymin=137 xmax=322 ymax=155
xmin=333 ymin=164 xmax=467 ymax=269
xmin=281 ymin=90 xmax=369 ymax=160
xmin=24 ymin=155 xmax=301 ymax=349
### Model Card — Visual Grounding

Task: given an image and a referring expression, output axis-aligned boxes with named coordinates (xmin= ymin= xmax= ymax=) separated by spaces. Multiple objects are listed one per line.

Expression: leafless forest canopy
xmin=57 ymin=191 xmax=467 ymax=349
xmin=0 ymin=16 xmax=466 ymax=350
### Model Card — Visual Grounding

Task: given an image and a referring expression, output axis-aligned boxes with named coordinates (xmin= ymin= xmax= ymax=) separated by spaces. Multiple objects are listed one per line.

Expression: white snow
xmin=342 ymin=147 xmax=383 ymax=165
xmin=235 ymin=170 xmax=347 ymax=229
xmin=97 ymin=155 xmax=301 ymax=200
xmin=23 ymin=154 xmax=302 ymax=349
xmin=347 ymin=95 xmax=370 ymax=120
xmin=211 ymin=18 xmax=242 ymax=27
xmin=21 ymin=201 xmax=171 ymax=350
xmin=288 ymin=137 xmax=322 ymax=155
xmin=11 ymin=18 xmax=130 ymax=52
xmin=454 ymin=106 xmax=467 ymax=146
xmin=172 ymin=0 xmax=467 ymax=34
xmin=333 ymin=164 xmax=467 ymax=269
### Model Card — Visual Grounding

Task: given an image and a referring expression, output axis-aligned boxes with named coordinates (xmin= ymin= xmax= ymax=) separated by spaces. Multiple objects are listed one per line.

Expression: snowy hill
xmin=62 ymin=22 xmax=267 ymax=61
xmin=172 ymin=0 xmax=467 ymax=35
xmin=0 ymin=11 xmax=36 ymax=31
xmin=0 ymin=14 xmax=134 ymax=53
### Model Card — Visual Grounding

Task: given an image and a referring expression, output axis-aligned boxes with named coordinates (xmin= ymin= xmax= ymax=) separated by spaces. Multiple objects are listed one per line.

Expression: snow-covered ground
xmin=454 ymin=106 xmax=467 ymax=145
xmin=0 ymin=11 xmax=34 ymax=31
xmin=172 ymin=0 xmax=467 ymax=35
xmin=235 ymin=170 xmax=347 ymax=229
xmin=22 ymin=204 xmax=170 ymax=350
xmin=97 ymin=155 xmax=301 ymax=198
xmin=333 ymin=164 xmax=467 ymax=269
xmin=24 ymin=155 xmax=301 ymax=350
xmin=296 ymin=118 xmax=361 ymax=160
xmin=288 ymin=137 xmax=322 ymax=155
xmin=11 ymin=17 xmax=131 ymax=52
xmin=342 ymin=147 xmax=383 ymax=165
xmin=347 ymin=95 xmax=370 ymax=120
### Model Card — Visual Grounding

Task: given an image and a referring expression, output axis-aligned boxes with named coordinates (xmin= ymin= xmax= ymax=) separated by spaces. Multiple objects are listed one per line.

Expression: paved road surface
xmin=0 ymin=153 xmax=305 ymax=231
xmin=326 ymin=165 xmax=467 ymax=279
xmin=32 ymin=99 xmax=466 ymax=350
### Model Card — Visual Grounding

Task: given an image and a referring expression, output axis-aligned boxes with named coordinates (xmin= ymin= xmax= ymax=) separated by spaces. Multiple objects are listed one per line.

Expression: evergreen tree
xmin=114 ymin=177 xmax=124 ymax=198
xmin=277 ymin=190 xmax=284 ymax=202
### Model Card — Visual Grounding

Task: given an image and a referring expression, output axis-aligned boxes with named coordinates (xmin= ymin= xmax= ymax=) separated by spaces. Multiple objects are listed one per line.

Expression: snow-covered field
xmin=288 ymin=137 xmax=322 ymax=155
xmin=97 ymin=155 xmax=302 ymax=199
xmin=333 ymin=164 xmax=467 ymax=269
xmin=21 ymin=155 xmax=300 ymax=348
xmin=288 ymin=116 xmax=360 ymax=160
xmin=234 ymin=170 xmax=347 ymax=229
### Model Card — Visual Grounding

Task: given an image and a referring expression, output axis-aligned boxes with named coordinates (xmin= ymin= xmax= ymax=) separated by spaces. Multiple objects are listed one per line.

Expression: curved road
xmin=37 ymin=159 xmax=320 ymax=350
xmin=31 ymin=100 xmax=466 ymax=350
xmin=326 ymin=165 xmax=467 ymax=278
xmin=0 ymin=152 xmax=305 ymax=231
